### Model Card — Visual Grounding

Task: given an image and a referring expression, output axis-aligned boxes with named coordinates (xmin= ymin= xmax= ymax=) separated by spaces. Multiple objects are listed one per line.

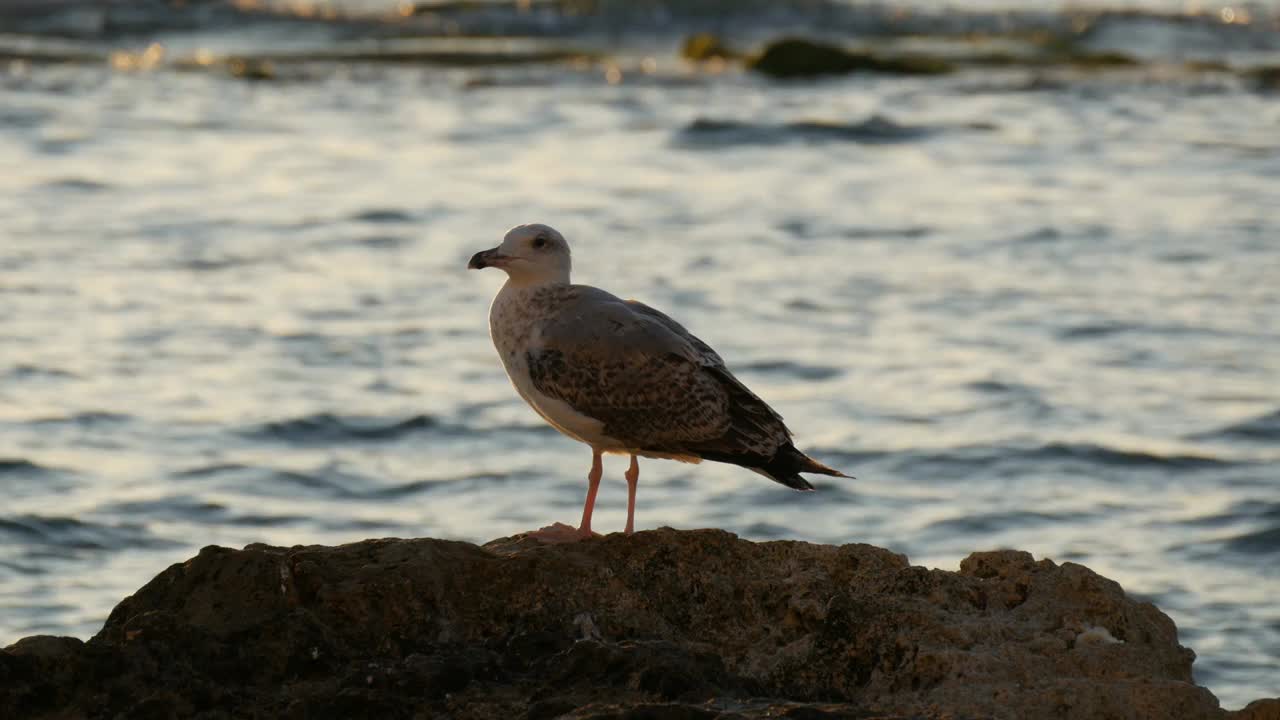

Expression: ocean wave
xmin=236 ymin=409 xmax=563 ymax=447
xmin=270 ymin=468 xmax=373 ymax=498
xmin=0 ymin=0 xmax=379 ymax=40
xmin=174 ymin=462 xmax=249 ymax=479
xmin=34 ymin=177 xmax=112 ymax=192
xmin=0 ymin=514 xmax=178 ymax=552
xmin=98 ymin=496 xmax=301 ymax=528
xmin=1192 ymin=409 xmax=1280 ymax=443
xmin=365 ymin=478 xmax=449 ymax=499
xmin=675 ymin=116 xmax=947 ymax=148
xmin=349 ymin=207 xmax=416 ymax=223
xmin=809 ymin=449 xmax=892 ymax=466
xmin=877 ymin=441 xmax=1238 ymax=478
xmin=1056 ymin=320 xmax=1239 ymax=341
xmin=361 ymin=470 xmax=518 ymax=499
xmin=170 ymin=461 xmax=516 ymax=502
xmin=2 ymin=365 xmax=79 ymax=381
xmin=177 ymin=254 xmax=264 ymax=272
xmin=737 ymin=360 xmax=843 ymax=381
xmin=243 ymin=412 xmax=436 ymax=444
xmin=966 ymin=380 xmax=1032 ymax=395
xmin=1224 ymin=526 xmax=1280 ymax=554
xmin=0 ymin=459 xmax=80 ymax=500
xmin=841 ymin=225 xmax=933 ymax=240
xmin=352 ymin=234 xmax=412 ymax=250
xmin=1012 ymin=442 xmax=1236 ymax=470
xmin=923 ymin=509 xmax=1092 ymax=535
xmin=1178 ymin=500 xmax=1280 ymax=529
xmin=28 ymin=411 xmax=131 ymax=427
xmin=175 ymin=463 xmax=378 ymax=500
xmin=0 ymin=458 xmax=52 ymax=476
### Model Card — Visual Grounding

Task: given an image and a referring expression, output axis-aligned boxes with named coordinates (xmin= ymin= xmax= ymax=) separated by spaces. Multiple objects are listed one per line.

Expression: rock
xmin=747 ymin=38 xmax=953 ymax=79
xmin=1 ymin=528 xmax=1273 ymax=719
xmin=1247 ymin=66 xmax=1280 ymax=93
xmin=226 ymin=57 xmax=277 ymax=81
xmin=1063 ymin=50 xmax=1140 ymax=68
xmin=681 ymin=33 xmax=739 ymax=62
xmin=739 ymin=35 xmax=1152 ymax=79
xmin=1235 ymin=699 xmax=1280 ymax=720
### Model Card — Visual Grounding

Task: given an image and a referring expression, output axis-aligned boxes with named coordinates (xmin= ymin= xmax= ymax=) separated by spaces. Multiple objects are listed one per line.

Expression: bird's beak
xmin=468 ymin=247 xmax=509 ymax=270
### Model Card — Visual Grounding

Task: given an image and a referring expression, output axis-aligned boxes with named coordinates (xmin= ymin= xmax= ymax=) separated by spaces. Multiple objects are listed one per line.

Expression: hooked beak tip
xmin=469 ymin=247 xmax=511 ymax=270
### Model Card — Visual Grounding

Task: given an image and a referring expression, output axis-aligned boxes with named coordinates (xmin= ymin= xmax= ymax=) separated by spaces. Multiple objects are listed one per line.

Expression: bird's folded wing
xmin=526 ymin=292 xmax=732 ymax=447
xmin=621 ymin=299 xmax=725 ymax=367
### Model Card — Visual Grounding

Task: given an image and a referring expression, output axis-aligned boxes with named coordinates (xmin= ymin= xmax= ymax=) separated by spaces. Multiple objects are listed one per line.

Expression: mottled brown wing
xmin=526 ymin=292 xmax=729 ymax=447
xmin=526 ymin=288 xmax=791 ymax=457
xmin=620 ymin=297 xmax=794 ymax=456
xmin=623 ymin=299 xmax=795 ymax=458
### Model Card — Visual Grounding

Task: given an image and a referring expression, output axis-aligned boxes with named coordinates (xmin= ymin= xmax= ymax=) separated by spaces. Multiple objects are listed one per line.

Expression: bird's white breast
xmin=488 ymin=283 xmax=617 ymax=449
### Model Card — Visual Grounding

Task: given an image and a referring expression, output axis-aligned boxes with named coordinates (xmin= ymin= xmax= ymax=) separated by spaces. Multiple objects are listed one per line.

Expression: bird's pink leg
xmin=577 ymin=449 xmax=603 ymax=537
xmin=527 ymin=449 xmax=602 ymax=543
xmin=624 ymin=454 xmax=639 ymax=535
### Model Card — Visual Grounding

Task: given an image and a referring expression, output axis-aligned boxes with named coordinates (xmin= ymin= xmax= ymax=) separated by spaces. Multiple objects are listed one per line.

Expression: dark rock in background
xmin=747 ymin=37 xmax=954 ymax=79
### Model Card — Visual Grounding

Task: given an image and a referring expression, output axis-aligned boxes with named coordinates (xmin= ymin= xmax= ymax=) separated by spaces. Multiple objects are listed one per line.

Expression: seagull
xmin=468 ymin=223 xmax=850 ymax=542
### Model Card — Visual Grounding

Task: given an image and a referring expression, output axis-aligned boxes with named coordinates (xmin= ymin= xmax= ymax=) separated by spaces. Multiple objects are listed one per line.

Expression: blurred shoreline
xmin=2 ymin=0 xmax=1278 ymax=88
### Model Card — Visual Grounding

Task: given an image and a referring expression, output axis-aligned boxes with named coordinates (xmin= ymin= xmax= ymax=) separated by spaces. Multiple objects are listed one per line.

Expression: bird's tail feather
xmin=693 ymin=443 xmax=845 ymax=491
xmin=760 ymin=444 xmax=850 ymax=490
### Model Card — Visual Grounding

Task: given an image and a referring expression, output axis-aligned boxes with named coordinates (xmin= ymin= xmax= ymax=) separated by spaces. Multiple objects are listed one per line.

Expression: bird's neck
xmin=502 ymin=274 xmax=570 ymax=292
xmin=490 ymin=278 xmax=571 ymax=358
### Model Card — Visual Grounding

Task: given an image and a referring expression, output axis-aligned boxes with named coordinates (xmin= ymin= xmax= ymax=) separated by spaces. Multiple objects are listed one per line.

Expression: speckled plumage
xmin=470 ymin=223 xmax=848 ymax=539
xmin=513 ymin=284 xmax=789 ymax=462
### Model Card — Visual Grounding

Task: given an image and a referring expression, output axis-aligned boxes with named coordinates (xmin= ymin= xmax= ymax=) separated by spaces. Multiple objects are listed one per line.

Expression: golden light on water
xmin=1219 ymin=6 xmax=1252 ymax=24
xmin=191 ymin=49 xmax=216 ymax=67
xmin=109 ymin=43 xmax=165 ymax=72
xmin=230 ymin=0 xmax=340 ymax=19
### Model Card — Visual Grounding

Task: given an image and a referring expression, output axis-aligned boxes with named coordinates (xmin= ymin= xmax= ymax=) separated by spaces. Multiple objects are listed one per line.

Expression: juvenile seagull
xmin=469 ymin=223 xmax=849 ymax=542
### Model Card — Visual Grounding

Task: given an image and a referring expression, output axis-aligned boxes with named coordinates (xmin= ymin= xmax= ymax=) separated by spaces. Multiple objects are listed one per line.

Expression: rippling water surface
xmin=1 ymin=0 xmax=1279 ymax=709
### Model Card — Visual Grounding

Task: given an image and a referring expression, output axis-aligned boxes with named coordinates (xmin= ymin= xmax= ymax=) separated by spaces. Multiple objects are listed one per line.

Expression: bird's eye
xmin=533 ymin=235 xmax=548 ymax=249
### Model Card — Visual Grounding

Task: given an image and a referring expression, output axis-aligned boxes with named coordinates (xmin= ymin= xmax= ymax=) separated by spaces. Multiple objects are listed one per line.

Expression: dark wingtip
xmin=776 ymin=473 xmax=815 ymax=491
xmin=699 ymin=444 xmax=850 ymax=490
xmin=778 ymin=445 xmax=854 ymax=483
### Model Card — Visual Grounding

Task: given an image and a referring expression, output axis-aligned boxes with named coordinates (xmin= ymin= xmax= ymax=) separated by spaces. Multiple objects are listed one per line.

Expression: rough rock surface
xmin=736 ymin=35 xmax=1151 ymax=80
xmin=747 ymin=37 xmax=954 ymax=78
xmin=2 ymin=529 xmax=1275 ymax=719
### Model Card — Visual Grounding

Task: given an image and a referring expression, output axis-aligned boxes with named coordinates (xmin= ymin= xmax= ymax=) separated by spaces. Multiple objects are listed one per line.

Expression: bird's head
xmin=468 ymin=223 xmax=571 ymax=286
